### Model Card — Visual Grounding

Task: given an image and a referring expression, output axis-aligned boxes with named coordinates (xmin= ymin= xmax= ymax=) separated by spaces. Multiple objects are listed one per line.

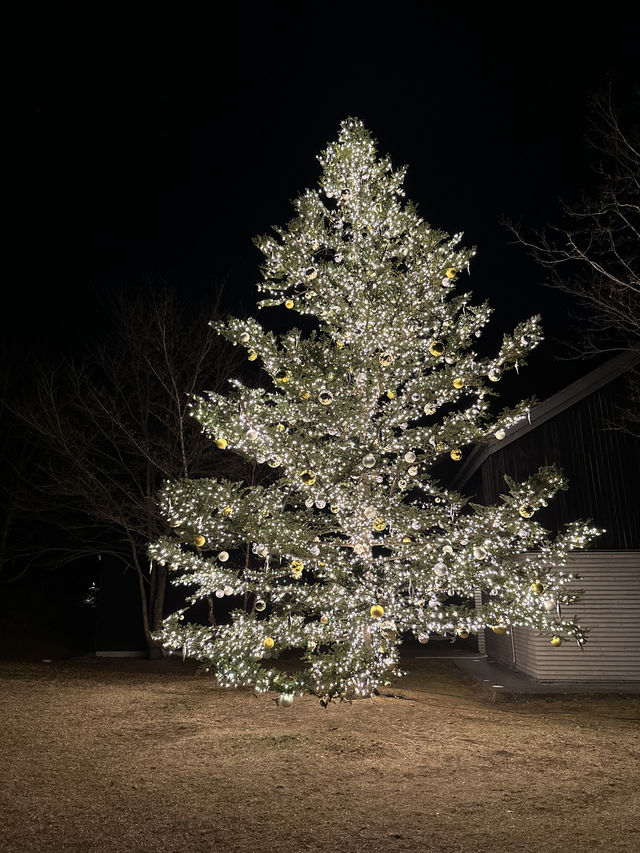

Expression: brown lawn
xmin=0 ymin=656 xmax=639 ymax=853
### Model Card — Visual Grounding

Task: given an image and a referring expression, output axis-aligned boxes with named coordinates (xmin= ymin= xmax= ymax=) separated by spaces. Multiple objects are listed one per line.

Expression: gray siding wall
xmin=484 ymin=551 xmax=640 ymax=681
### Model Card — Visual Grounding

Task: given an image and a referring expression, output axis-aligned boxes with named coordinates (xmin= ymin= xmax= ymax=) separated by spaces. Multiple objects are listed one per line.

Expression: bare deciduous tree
xmin=508 ymin=88 xmax=639 ymax=432
xmin=4 ymin=286 xmax=251 ymax=656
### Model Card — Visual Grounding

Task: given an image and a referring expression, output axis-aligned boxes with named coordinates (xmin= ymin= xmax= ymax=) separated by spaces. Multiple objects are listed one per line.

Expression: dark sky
xmin=8 ymin=4 xmax=638 ymax=393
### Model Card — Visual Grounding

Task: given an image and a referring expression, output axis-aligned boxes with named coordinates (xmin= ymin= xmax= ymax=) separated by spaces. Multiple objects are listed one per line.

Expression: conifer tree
xmin=149 ymin=119 xmax=597 ymax=705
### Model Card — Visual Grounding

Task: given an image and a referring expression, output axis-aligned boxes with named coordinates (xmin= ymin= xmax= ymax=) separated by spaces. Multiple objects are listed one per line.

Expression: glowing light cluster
xmin=148 ymin=118 xmax=598 ymax=704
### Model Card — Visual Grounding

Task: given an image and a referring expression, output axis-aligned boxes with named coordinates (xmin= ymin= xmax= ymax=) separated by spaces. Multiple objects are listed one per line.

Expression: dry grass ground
xmin=1 ymin=656 xmax=639 ymax=853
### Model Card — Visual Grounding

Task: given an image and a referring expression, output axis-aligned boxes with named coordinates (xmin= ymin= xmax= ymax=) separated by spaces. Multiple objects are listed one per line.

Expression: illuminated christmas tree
xmin=149 ymin=118 xmax=597 ymax=705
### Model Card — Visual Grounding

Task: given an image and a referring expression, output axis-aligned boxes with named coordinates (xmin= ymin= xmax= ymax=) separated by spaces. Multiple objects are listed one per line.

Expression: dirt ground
xmin=1 ymin=656 xmax=638 ymax=853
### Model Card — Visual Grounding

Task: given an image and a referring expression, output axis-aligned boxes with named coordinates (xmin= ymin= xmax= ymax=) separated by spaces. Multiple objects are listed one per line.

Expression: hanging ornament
xmin=300 ymin=470 xmax=316 ymax=486
xmin=488 ymin=367 xmax=502 ymax=382
xmin=452 ymin=377 xmax=464 ymax=390
xmin=276 ymin=370 xmax=290 ymax=384
xmin=215 ymin=588 xmax=225 ymax=598
xmin=423 ymin=402 xmax=437 ymax=416
xmin=519 ymin=504 xmax=535 ymax=518
xmin=336 ymin=340 xmax=344 ymax=350
xmin=239 ymin=332 xmax=250 ymax=344
xmin=373 ymin=517 xmax=387 ymax=532
xmin=428 ymin=598 xmax=439 ymax=609
xmin=473 ymin=546 xmax=487 ymax=560
xmin=263 ymin=637 xmax=275 ymax=649
xmin=304 ymin=497 xmax=314 ymax=508
xmin=379 ymin=353 xmax=394 ymax=366
xmin=299 ymin=389 xmax=311 ymax=399
xmin=450 ymin=448 xmax=462 ymax=461
xmin=334 ymin=253 xmax=343 ymax=262
xmin=380 ymin=621 xmax=397 ymax=640
xmin=194 ymin=535 xmax=206 ymax=548
xmin=442 ymin=544 xmax=453 ymax=555
xmin=364 ymin=505 xmax=377 ymax=520
xmin=223 ymin=585 xmax=234 ymax=596
xmin=255 ymin=599 xmax=266 ymax=612
xmin=457 ymin=628 xmax=470 ymax=639
xmin=370 ymin=604 xmax=384 ymax=619
xmin=411 ymin=520 xmax=421 ymax=530
xmin=284 ymin=299 xmax=294 ymax=309
xmin=445 ymin=268 xmax=457 ymax=279
xmin=491 ymin=625 xmax=507 ymax=635
xmin=550 ymin=636 xmax=562 ymax=647
xmin=221 ymin=506 xmax=232 ymax=517
xmin=267 ymin=456 xmax=281 ymax=468
xmin=530 ymin=581 xmax=545 ymax=595
xmin=248 ymin=350 xmax=258 ymax=361
xmin=404 ymin=451 xmax=416 ymax=463
xmin=494 ymin=428 xmax=506 ymax=441
xmin=362 ymin=453 xmax=376 ymax=468
xmin=319 ymin=390 xmax=334 ymax=405
xmin=276 ymin=423 xmax=285 ymax=433
xmin=433 ymin=561 xmax=447 ymax=577
xmin=320 ymin=613 xmax=330 ymax=624
xmin=354 ymin=542 xmax=368 ymax=556
xmin=408 ymin=465 xmax=418 ymax=476
xmin=386 ymin=390 xmax=396 ymax=399
xmin=520 ymin=334 xmax=530 ymax=346
xmin=306 ymin=267 xmax=317 ymax=279
xmin=418 ymin=633 xmax=430 ymax=644
xmin=217 ymin=551 xmax=229 ymax=562
xmin=215 ymin=438 xmax=228 ymax=449
xmin=543 ymin=598 xmax=556 ymax=613
xmin=278 ymin=694 xmax=294 ymax=708
xmin=429 ymin=341 xmax=445 ymax=357
xmin=411 ymin=392 xmax=420 ymax=402
xmin=344 ymin=370 xmax=354 ymax=386
xmin=315 ymin=498 xmax=326 ymax=509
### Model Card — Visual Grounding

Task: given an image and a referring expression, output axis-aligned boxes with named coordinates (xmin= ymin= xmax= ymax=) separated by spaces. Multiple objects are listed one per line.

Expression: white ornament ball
xmin=488 ymin=367 xmax=502 ymax=382
xmin=543 ymin=598 xmax=556 ymax=613
xmin=364 ymin=505 xmax=377 ymax=520
xmin=404 ymin=451 xmax=416 ymax=463
xmin=239 ymin=332 xmax=250 ymax=344
xmin=518 ymin=528 xmax=529 ymax=539
xmin=428 ymin=598 xmax=440 ymax=609
xmin=443 ymin=545 xmax=454 ymax=555
xmin=433 ymin=561 xmax=447 ymax=577
xmin=247 ymin=429 xmax=259 ymax=441
xmin=418 ymin=633 xmax=430 ymax=644
xmin=423 ymin=403 xmax=436 ymax=416
xmin=362 ymin=453 xmax=376 ymax=468
xmin=411 ymin=520 xmax=421 ymax=530
xmin=305 ymin=497 xmax=314 ymax=508
xmin=494 ymin=428 xmax=506 ymax=441
xmin=315 ymin=499 xmax=327 ymax=509
xmin=223 ymin=585 xmax=234 ymax=596
xmin=218 ymin=551 xmax=229 ymax=562
xmin=408 ymin=465 xmax=418 ymax=476
xmin=473 ymin=546 xmax=487 ymax=560
xmin=278 ymin=693 xmax=294 ymax=708
xmin=215 ymin=589 xmax=225 ymax=598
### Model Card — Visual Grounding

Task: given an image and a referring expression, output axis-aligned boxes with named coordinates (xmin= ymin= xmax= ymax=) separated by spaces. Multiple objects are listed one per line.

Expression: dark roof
xmin=450 ymin=350 xmax=640 ymax=491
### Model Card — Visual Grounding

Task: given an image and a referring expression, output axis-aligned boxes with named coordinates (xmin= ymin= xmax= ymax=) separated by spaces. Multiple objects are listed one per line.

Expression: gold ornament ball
xmin=194 ymin=535 xmax=206 ymax=548
xmin=300 ymin=470 xmax=316 ymax=486
xmin=453 ymin=377 xmax=464 ymax=390
xmin=275 ymin=369 xmax=290 ymax=383
xmin=276 ymin=423 xmax=285 ymax=432
xmin=248 ymin=350 xmax=258 ymax=361
xmin=530 ymin=581 xmax=545 ymax=595
xmin=300 ymin=390 xmax=311 ymax=400
xmin=450 ymin=448 xmax=462 ymax=461
xmin=255 ymin=599 xmax=266 ymax=612
xmin=306 ymin=267 xmax=317 ymax=279
xmin=370 ymin=604 xmax=385 ymax=619
xmin=263 ymin=637 xmax=275 ymax=650
xmin=519 ymin=504 xmax=535 ymax=518
xmin=290 ymin=559 xmax=304 ymax=574
xmin=550 ymin=636 xmax=562 ymax=647
xmin=319 ymin=390 xmax=334 ymax=405
xmin=284 ymin=299 xmax=294 ymax=309
xmin=429 ymin=341 xmax=445 ymax=357
xmin=379 ymin=352 xmax=394 ymax=366
xmin=457 ymin=628 xmax=470 ymax=639
xmin=215 ymin=438 xmax=228 ymax=449
xmin=445 ymin=267 xmax=457 ymax=279
xmin=373 ymin=517 xmax=386 ymax=532
xmin=386 ymin=390 xmax=396 ymax=399
xmin=267 ymin=456 xmax=281 ymax=468
xmin=491 ymin=625 xmax=507 ymax=635
xmin=336 ymin=340 xmax=344 ymax=349
xmin=222 ymin=506 xmax=232 ymax=517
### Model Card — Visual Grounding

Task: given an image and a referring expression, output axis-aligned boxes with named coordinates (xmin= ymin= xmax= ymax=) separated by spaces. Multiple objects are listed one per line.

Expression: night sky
xmin=8 ymin=4 xmax=639 ymax=394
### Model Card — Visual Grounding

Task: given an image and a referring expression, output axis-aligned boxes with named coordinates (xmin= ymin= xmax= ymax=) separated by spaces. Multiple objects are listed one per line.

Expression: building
xmin=451 ymin=352 xmax=640 ymax=682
